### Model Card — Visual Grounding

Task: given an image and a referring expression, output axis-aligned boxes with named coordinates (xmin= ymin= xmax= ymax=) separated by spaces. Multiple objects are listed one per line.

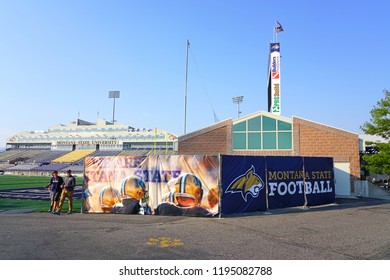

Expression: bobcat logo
xmin=225 ymin=166 xmax=264 ymax=202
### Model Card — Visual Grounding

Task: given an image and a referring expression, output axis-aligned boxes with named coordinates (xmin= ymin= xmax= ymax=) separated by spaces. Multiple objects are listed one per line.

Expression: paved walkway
xmin=0 ymin=198 xmax=389 ymax=260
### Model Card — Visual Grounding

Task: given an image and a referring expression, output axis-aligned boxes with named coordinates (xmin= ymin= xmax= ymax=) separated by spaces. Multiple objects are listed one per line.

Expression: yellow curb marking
xmin=145 ymin=237 xmax=184 ymax=248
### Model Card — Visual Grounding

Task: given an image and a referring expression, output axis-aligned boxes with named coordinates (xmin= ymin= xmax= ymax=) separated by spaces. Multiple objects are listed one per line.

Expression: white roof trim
xmin=233 ymin=110 xmax=292 ymax=124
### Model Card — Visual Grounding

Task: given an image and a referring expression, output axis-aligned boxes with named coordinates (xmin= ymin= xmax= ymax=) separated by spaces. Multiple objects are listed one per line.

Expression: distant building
xmin=6 ymin=119 xmax=178 ymax=151
xmin=358 ymin=134 xmax=385 ymax=153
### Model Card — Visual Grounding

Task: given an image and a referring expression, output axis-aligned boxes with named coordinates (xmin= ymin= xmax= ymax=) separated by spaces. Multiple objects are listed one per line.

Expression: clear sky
xmin=0 ymin=0 xmax=389 ymax=147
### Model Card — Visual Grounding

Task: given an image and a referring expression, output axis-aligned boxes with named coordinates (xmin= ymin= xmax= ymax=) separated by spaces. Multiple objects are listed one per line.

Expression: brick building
xmin=178 ymin=111 xmax=360 ymax=196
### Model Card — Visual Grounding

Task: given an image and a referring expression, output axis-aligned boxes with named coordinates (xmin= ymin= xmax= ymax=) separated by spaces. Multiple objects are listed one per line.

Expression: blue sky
xmin=0 ymin=0 xmax=389 ymax=147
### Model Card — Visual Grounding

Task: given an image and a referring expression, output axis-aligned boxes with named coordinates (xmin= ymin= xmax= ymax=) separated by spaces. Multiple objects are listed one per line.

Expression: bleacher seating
xmin=73 ymin=150 xmax=121 ymax=165
xmin=147 ymin=150 xmax=178 ymax=156
xmin=61 ymin=165 xmax=85 ymax=173
xmin=0 ymin=163 xmax=14 ymax=170
xmin=26 ymin=151 xmax=69 ymax=164
xmin=118 ymin=149 xmax=178 ymax=157
xmin=0 ymin=148 xmax=177 ymax=175
xmin=51 ymin=150 xmax=95 ymax=163
xmin=0 ymin=150 xmax=25 ymax=162
xmin=89 ymin=150 xmax=122 ymax=157
xmin=7 ymin=164 xmax=40 ymax=171
xmin=32 ymin=163 xmax=71 ymax=172
xmin=0 ymin=149 xmax=47 ymax=163
xmin=118 ymin=150 xmax=152 ymax=157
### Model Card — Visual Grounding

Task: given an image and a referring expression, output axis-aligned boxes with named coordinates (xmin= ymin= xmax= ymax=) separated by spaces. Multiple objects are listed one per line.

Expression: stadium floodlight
xmin=108 ymin=91 xmax=120 ymax=123
xmin=232 ymin=96 xmax=244 ymax=118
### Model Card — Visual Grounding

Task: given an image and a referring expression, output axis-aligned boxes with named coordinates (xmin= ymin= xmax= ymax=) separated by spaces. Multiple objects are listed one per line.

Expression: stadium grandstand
xmin=51 ymin=150 xmax=95 ymax=163
xmin=0 ymin=118 xmax=178 ymax=176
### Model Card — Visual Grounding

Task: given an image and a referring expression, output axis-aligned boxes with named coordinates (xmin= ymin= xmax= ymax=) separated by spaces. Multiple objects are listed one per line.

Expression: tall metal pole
xmin=112 ymin=96 xmax=116 ymax=123
xmin=184 ymin=40 xmax=190 ymax=135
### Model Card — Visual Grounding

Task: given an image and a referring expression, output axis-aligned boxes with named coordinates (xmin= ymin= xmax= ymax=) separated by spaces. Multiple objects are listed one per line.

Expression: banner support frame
xmin=218 ymin=153 xmax=222 ymax=219
xmin=302 ymin=157 xmax=308 ymax=208
xmin=81 ymin=158 xmax=86 ymax=214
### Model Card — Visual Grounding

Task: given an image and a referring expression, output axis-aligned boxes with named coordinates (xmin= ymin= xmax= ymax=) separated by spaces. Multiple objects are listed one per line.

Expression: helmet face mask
xmin=121 ymin=176 xmax=146 ymax=201
xmin=166 ymin=173 xmax=203 ymax=207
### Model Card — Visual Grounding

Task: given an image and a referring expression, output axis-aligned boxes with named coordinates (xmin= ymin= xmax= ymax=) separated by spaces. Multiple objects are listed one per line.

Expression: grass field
xmin=0 ymin=175 xmax=84 ymax=190
xmin=0 ymin=175 xmax=52 ymax=190
xmin=0 ymin=175 xmax=82 ymax=212
xmin=0 ymin=198 xmax=82 ymax=212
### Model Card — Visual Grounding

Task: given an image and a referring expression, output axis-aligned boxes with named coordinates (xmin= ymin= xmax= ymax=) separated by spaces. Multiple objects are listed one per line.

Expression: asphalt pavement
xmin=0 ymin=198 xmax=389 ymax=260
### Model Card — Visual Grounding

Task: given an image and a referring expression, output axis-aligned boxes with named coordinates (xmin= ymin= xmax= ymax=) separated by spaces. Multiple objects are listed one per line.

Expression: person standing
xmin=54 ymin=170 xmax=76 ymax=215
xmin=45 ymin=171 xmax=63 ymax=213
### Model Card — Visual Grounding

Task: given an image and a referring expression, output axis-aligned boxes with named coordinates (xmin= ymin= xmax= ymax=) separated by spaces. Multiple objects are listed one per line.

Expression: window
xmin=233 ymin=121 xmax=246 ymax=132
xmin=233 ymin=133 xmax=246 ymax=149
xmin=232 ymin=114 xmax=292 ymax=150
xmin=278 ymin=120 xmax=292 ymax=131
xmin=263 ymin=132 xmax=277 ymax=149
xmin=278 ymin=132 xmax=292 ymax=149
xmin=248 ymin=117 xmax=261 ymax=131
xmin=263 ymin=116 xmax=276 ymax=131
xmin=248 ymin=132 xmax=261 ymax=149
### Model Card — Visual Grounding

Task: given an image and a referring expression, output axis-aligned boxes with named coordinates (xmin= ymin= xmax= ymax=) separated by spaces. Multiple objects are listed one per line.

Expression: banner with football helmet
xmin=84 ymin=155 xmax=334 ymax=216
xmin=83 ymin=155 xmax=219 ymax=216
xmin=83 ymin=156 xmax=148 ymax=214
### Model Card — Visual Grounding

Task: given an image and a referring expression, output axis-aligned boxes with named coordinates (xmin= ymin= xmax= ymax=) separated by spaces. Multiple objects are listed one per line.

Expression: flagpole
xmin=184 ymin=39 xmax=190 ymax=135
xmin=274 ymin=20 xmax=278 ymax=42
xmin=272 ymin=25 xmax=275 ymax=43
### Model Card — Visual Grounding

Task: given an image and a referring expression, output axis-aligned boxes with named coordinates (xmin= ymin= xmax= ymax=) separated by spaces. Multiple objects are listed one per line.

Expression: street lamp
xmin=232 ymin=96 xmax=244 ymax=118
xmin=108 ymin=91 xmax=120 ymax=123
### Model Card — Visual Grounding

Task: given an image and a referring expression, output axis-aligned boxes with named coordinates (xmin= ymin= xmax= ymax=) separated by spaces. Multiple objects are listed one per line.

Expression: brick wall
xmin=178 ymin=115 xmax=360 ymax=193
xmin=293 ymin=117 xmax=360 ymax=191
xmin=178 ymin=120 xmax=232 ymax=155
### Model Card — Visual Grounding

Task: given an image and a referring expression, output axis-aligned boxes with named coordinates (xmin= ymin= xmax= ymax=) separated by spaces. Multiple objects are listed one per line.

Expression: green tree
xmin=361 ymin=89 xmax=390 ymax=139
xmin=361 ymin=89 xmax=390 ymax=178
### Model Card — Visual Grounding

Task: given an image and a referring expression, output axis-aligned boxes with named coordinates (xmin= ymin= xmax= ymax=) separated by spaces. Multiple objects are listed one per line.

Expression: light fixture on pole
xmin=108 ymin=91 xmax=120 ymax=123
xmin=232 ymin=96 xmax=244 ymax=118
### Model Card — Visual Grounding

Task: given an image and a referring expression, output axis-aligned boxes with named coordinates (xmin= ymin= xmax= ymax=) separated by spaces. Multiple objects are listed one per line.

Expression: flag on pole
xmin=275 ymin=21 xmax=284 ymax=33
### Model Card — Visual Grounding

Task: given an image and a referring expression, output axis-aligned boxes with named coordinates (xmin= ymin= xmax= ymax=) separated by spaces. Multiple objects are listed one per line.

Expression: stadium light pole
xmin=232 ymin=96 xmax=244 ymax=118
xmin=109 ymin=91 xmax=120 ymax=123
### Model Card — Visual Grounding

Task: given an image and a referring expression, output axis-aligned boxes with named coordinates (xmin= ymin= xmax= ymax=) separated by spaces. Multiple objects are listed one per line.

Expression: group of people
xmin=45 ymin=170 xmax=76 ymax=215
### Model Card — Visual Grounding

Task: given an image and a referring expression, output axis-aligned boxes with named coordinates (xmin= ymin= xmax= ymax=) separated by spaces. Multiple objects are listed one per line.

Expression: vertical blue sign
xmin=303 ymin=157 xmax=335 ymax=206
xmin=266 ymin=156 xmax=305 ymax=209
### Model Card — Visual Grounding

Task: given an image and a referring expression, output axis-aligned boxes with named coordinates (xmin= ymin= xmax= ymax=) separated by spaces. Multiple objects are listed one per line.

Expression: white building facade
xmin=6 ymin=119 xmax=177 ymax=151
